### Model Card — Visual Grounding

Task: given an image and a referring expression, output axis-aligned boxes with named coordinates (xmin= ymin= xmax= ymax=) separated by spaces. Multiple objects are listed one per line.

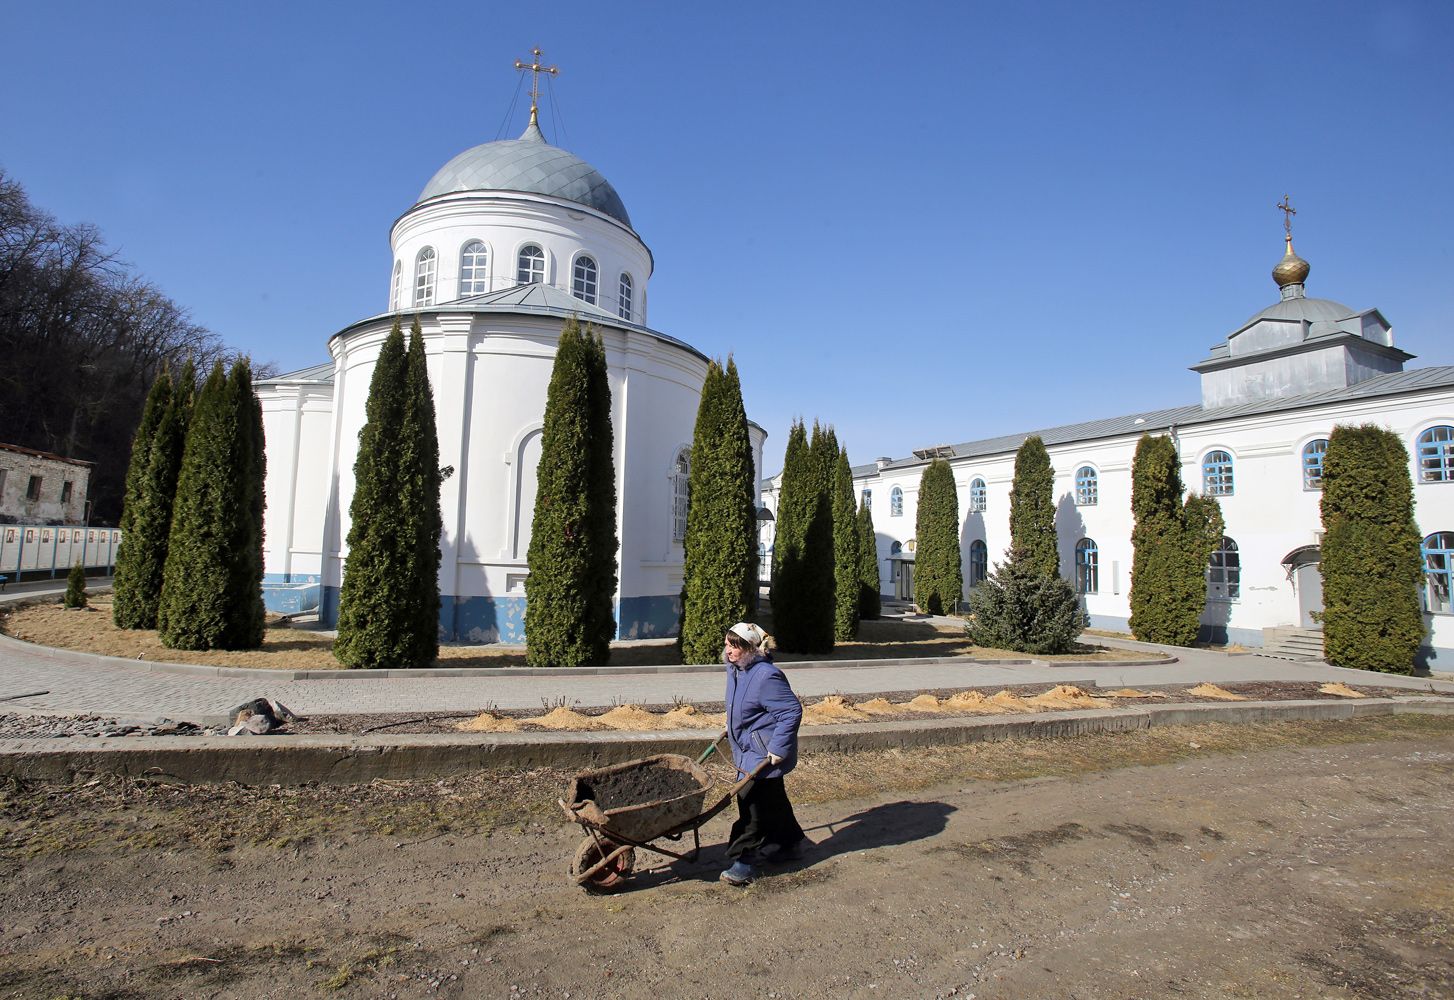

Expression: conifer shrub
xmin=1008 ymin=435 xmax=1059 ymax=578
xmin=64 ymin=561 xmax=87 ymax=609
xmin=771 ymin=420 xmax=835 ymax=653
xmin=856 ymin=498 xmax=880 ymax=619
xmin=401 ymin=320 xmax=444 ymax=665
xmin=913 ymin=458 xmax=963 ymax=615
xmin=524 ymin=319 xmax=619 ymax=667
xmin=1319 ymin=424 xmax=1424 ymax=673
xmin=832 ymin=446 xmax=860 ymax=641
xmin=679 ymin=358 xmax=757 ymax=663
xmin=229 ymin=360 xmax=267 ymax=648
xmin=113 ymin=368 xmax=171 ymax=627
xmin=967 ymin=545 xmax=1085 ymax=654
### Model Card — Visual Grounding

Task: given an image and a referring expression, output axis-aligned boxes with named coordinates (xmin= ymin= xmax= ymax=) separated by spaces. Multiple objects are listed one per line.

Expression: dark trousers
xmin=725 ymin=776 xmax=805 ymax=862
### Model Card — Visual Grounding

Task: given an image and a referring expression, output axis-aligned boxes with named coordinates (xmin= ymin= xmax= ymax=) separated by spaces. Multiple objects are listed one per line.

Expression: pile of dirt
xmin=455 ymin=712 xmax=520 ymax=733
xmin=519 ymin=707 xmax=607 ymax=731
xmin=1028 ymin=685 xmax=1108 ymax=710
xmin=1188 ymin=683 xmax=1247 ymax=701
xmin=597 ymin=705 xmax=678 ymax=730
xmin=903 ymin=694 xmax=943 ymax=712
xmin=988 ymin=691 xmax=1037 ymax=712
xmin=1104 ymin=688 xmax=1167 ymax=699
xmin=803 ymin=696 xmax=871 ymax=725
xmin=661 ymin=705 xmax=722 ymax=729
xmin=943 ymin=691 xmax=1011 ymax=714
xmin=1318 ymin=682 xmax=1368 ymax=699
xmin=855 ymin=698 xmax=900 ymax=715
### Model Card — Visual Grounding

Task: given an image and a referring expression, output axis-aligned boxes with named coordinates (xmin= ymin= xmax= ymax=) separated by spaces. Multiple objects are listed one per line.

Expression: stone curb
xmin=1 ymin=696 xmax=1447 ymax=786
xmin=0 ymin=630 xmax=1175 ymax=679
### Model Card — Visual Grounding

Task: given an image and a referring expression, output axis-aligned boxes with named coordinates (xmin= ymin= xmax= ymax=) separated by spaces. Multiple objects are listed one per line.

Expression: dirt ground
xmin=0 ymin=598 xmax=1161 ymax=671
xmin=2 ymin=715 xmax=1452 ymax=998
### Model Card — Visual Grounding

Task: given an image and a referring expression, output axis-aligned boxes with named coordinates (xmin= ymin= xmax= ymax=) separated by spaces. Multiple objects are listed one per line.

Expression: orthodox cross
xmin=1277 ymin=194 xmax=1297 ymax=239
xmin=514 ymin=47 xmax=559 ymax=123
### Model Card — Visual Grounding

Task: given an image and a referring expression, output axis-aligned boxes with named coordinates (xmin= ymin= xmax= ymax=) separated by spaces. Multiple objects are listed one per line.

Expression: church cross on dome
xmin=514 ymin=47 xmax=559 ymax=126
xmin=1277 ymin=194 xmax=1297 ymax=239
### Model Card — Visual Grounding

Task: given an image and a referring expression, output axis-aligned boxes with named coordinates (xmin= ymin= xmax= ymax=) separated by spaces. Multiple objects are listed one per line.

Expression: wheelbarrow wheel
xmin=571 ymin=836 xmax=635 ymax=893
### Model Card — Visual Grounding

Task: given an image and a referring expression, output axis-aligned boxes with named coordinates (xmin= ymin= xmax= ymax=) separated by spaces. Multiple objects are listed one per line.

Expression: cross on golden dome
xmin=514 ymin=47 xmax=559 ymax=126
xmin=1277 ymin=194 xmax=1297 ymax=240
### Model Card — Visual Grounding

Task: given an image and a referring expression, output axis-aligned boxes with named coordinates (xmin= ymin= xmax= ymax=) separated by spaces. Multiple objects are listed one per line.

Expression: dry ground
xmin=0 ymin=599 xmax=1161 ymax=671
xmin=1 ymin=715 xmax=1452 ymax=998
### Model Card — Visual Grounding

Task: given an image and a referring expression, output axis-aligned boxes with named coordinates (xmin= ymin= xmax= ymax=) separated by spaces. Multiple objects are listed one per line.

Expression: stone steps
xmin=1260 ymin=626 xmax=1325 ymax=662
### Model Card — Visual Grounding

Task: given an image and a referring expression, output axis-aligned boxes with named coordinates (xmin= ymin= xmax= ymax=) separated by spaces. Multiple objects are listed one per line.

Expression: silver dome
xmin=416 ymin=121 xmax=631 ymax=228
xmin=1239 ymin=296 xmax=1355 ymax=329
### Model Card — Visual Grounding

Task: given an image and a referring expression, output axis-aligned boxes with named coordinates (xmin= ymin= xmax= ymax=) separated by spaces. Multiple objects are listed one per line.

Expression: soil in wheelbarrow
xmin=576 ymin=762 xmax=705 ymax=811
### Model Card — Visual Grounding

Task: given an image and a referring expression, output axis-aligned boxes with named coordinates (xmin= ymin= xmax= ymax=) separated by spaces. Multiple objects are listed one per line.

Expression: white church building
xmin=255 ymin=88 xmax=764 ymax=643
xmin=784 ymin=224 xmax=1454 ymax=666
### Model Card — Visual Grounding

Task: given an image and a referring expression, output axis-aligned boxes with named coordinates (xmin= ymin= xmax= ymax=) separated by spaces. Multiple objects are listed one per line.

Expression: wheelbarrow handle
xmin=695 ymin=729 xmax=731 ymax=765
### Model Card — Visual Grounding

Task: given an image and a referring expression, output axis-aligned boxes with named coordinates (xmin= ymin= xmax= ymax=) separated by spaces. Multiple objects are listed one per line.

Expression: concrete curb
xmin=1 ymin=696 xmax=1448 ymax=786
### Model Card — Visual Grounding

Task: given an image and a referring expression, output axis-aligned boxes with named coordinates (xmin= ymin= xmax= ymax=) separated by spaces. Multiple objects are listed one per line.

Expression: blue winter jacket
xmin=726 ymin=655 xmax=803 ymax=779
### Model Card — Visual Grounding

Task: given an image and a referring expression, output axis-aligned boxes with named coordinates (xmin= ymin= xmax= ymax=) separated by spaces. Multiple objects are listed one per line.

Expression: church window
xmin=1423 ymin=532 xmax=1454 ymax=615
xmin=1417 ymin=426 xmax=1454 ymax=483
xmin=618 ymin=273 xmax=633 ymax=322
xmin=390 ymin=260 xmax=402 ymax=311
xmin=459 ymin=241 xmax=489 ymax=296
xmin=414 ymin=247 xmax=436 ymax=306
xmin=890 ymin=486 xmax=903 ymax=517
xmin=517 ymin=245 xmax=546 ymax=285
xmin=1202 ymin=451 xmax=1234 ymax=496
xmin=969 ymin=478 xmax=987 ymax=513
xmin=861 ymin=488 xmax=871 ymax=509
xmin=1075 ymin=538 xmax=1099 ymax=594
xmin=572 ymin=255 xmax=598 ymax=305
xmin=672 ymin=448 xmax=690 ymax=543
xmin=1207 ymin=536 xmax=1239 ymax=601
xmin=1075 ymin=466 xmax=1098 ymax=506
xmin=969 ymin=539 xmax=988 ymax=587
xmin=1302 ymin=439 xmax=1329 ymax=490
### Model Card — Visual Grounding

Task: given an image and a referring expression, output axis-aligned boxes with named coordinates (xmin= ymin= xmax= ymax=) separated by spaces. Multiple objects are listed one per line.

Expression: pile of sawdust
xmin=1318 ymin=682 xmax=1368 ymax=699
xmin=987 ymin=690 xmax=1036 ymax=712
xmin=455 ymin=712 xmax=520 ymax=733
xmin=519 ymin=707 xmax=608 ymax=731
xmin=1104 ymin=688 xmax=1167 ymax=699
xmin=597 ymin=705 xmax=676 ymax=730
xmin=855 ymin=698 xmax=900 ymax=715
xmin=1188 ymin=683 xmax=1246 ymax=701
xmin=803 ymin=695 xmax=871 ymax=724
xmin=661 ymin=705 xmax=722 ymax=729
xmin=1028 ymin=684 xmax=1108 ymax=710
xmin=943 ymin=691 xmax=1011 ymax=714
xmin=902 ymin=694 xmax=943 ymax=713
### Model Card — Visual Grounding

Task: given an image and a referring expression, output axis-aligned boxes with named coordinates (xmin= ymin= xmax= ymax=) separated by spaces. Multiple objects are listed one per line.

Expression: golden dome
xmin=1273 ymin=234 xmax=1310 ymax=287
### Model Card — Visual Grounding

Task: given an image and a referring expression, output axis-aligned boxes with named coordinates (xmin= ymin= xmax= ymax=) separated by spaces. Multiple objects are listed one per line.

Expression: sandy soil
xmin=1 ymin=715 xmax=1451 ymax=998
xmin=0 ymin=598 xmax=1162 ymax=671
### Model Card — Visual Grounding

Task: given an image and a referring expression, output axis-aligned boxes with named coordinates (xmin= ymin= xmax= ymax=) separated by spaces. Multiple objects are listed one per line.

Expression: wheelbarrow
xmin=558 ymin=731 xmax=770 ymax=891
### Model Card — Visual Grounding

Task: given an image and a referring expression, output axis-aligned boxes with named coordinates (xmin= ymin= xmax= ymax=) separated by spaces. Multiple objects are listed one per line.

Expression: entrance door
xmin=894 ymin=561 xmax=914 ymax=601
xmin=1295 ymin=561 xmax=1323 ymax=629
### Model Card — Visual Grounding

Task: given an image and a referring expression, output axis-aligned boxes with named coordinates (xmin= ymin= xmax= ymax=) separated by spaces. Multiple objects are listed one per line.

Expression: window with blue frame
xmin=1302 ymin=439 xmax=1329 ymax=490
xmin=1418 ymin=426 xmax=1454 ymax=483
xmin=969 ymin=478 xmax=987 ymax=513
xmin=1075 ymin=538 xmax=1098 ymax=594
xmin=890 ymin=486 xmax=903 ymax=517
xmin=1075 ymin=466 xmax=1098 ymax=506
xmin=1202 ymin=450 xmax=1234 ymax=496
xmin=1423 ymin=532 xmax=1453 ymax=615
xmin=1207 ymin=536 xmax=1240 ymax=600
xmin=969 ymin=539 xmax=987 ymax=587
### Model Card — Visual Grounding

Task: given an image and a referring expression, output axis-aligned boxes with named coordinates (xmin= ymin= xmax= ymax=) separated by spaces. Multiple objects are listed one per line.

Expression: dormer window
xmin=572 ymin=255 xmax=598 ymax=305
xmin=414 ymin=247 xmax=436 ymax=306
xmin=517 ymin=245 xmax=545 ymax=285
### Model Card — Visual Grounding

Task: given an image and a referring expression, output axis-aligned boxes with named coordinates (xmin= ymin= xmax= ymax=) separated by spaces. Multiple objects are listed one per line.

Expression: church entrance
xmin=1283 ymin=545 xmax=1323 ymax=629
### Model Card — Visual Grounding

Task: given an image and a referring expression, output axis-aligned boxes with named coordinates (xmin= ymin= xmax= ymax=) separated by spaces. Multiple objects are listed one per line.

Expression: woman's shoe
xmin=719 ymin=861 xmax=756 ymax=886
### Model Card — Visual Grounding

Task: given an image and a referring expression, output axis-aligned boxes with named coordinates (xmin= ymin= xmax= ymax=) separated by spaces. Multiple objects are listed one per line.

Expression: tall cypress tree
xmin=1008 ymin=434 xmax=1058 ymax=578
xmin=401 ymin=319 xmax=444 ymax=665
xmin=228 ymin=359 xmax=267 ymax=648
xmin=801 ymin=422 xmax=838 ymax=652
xmin=525 ymin=319 xmax=618 ymax=667
xmin=770 ymin=420 xmax=812 ymax=650
xmin=856 ymin=497 xmax=880 ymax=619
xmin=113 ymin=368 xmax=172 ymax=628
xmin=680 ymin=358 xmax=757 ymax=663
xmin=334 ymin=323 xmax=414 ymax=667
xmin=1319 ymin=424 xmax=1424 ymax=672
xmin=832 ymin=446 xmax=860 ymax=641
xmin=914 ymin=458 xmax=963 ymax=615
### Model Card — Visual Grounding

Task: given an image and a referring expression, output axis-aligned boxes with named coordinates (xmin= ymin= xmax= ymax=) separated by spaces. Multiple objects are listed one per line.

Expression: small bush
xmin=967 ymin=546 xmax=1086 ymax=654
xmin=64 ymin=562 xmax=87 ymax=609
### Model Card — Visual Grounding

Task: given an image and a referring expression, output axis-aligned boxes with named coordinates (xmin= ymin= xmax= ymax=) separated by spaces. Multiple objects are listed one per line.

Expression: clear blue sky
xmin=5 ymin=1 xmax=1451 ymax=472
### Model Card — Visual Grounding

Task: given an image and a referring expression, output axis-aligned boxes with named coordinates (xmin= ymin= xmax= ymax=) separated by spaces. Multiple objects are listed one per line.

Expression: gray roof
xmin=255 ymin=361 xmax=334 ymax=386
xmin=855 ymin=366 xmax=1454 ymax=477
xmin=416 ymin=122 xmax=631 ymax=229
xmin=1236 ymin=295 xmax=1356 ymax=331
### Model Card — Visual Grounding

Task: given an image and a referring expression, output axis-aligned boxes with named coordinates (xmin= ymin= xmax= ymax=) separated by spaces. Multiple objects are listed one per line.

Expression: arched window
xmin=890 ymin=486 xmax=903 ymax=517
xmin=1075 ymin=538 xmax=1099 ymax=594
xmin=1423 ymin=532 xmax=1454 ymax=615
xmin=672 ymin=448 xmax=690 ymax=543
xmin=459 ymin=240 xmax=489 ymax=296
xmin=890 ymin=541 xmax=902 ymax=556
xmin=1075 ymin=466 xmax=1098 ymax=506
xmin=969 ymin=478 xmax=987 ymax=513
xmin=516 ymin=244 xmax=545 ymax=285
xmin=390 ymin=259 xmax=402 ymax=311
xmin=572 ymin=255 xmax=598 ymax=304
xmin=1302 ymin=438 xmax=1329 ymax=490
xmin=618 ymin=272 xmax=634 ymax=322
xmin=969 ymin=539 xmax=988 ymax=587
xmin=1207 ymin=536 xmax=1240 ymax=601
xmin=511 ymin=429 xmax=543 ymax=559
xmin=1418 ymin=426 xmax=1454 ymax=483
xmin=414 ymin=247 xmax=436 ymax=306
xmin=1202 ymin=450 xmax=1234 ymax=496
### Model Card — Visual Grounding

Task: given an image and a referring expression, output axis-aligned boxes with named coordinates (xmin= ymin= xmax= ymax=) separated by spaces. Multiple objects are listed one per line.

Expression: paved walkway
xmin=2 ymin=620 xmax=1451 ymax=723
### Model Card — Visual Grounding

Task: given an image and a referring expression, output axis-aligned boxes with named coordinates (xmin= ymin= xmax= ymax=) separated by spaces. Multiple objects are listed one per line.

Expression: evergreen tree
xmin=856 ymin=498 xmax=881 ymax=619
xmin=1319 ymin=424 xmax=1424 ymax=672
xmin=158 ymin=361 xmax=264 ymax=650
xmin=228 ymin=359 xmax=267 ymax=648
xmin=832 ymin=446 xmax=860 ymax=641
xmin=967 ymin=545 xmax=1086 ymax=654
xmin=913 ymin=458 xmax=963 ymax=615
xmin=64 ymin=561 xmax=88 ymax=609
xmin=679 ymin=358 xmax=757 ymax=664
xmin=1008 ymin=435 xmax=1059 ymax=577
xmin=112 ymin=368 xmax=171 ymax=627
xmin=770 ymin=420 xmax=812 ymax=649
xmin=524 ymin=319 xmax=619 ymax=667
xmin=401 ymin=319 xmax=444 ymax=664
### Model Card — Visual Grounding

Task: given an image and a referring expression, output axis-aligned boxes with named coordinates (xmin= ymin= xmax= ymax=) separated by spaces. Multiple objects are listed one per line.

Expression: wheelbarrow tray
xmin=563 ymin=754 xmax=715 ymax=844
